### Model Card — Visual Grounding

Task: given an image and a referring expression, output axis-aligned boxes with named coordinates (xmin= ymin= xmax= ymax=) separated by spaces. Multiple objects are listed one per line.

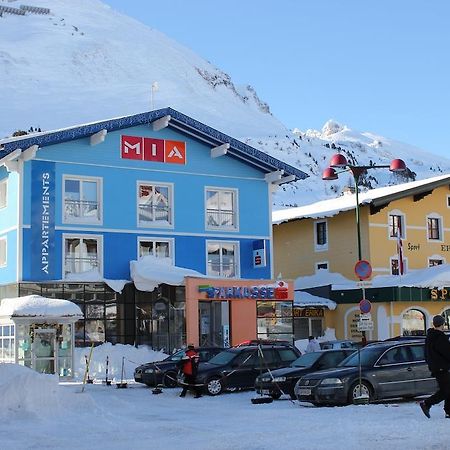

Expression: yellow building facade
xmin=273 ymin=175 xmax=450 ymax=340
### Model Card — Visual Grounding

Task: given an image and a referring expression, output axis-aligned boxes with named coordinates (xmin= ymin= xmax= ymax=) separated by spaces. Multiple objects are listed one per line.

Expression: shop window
xmin=0 ymin=324 xmax=15 ymax=361
xmin=314 ymin=220 xmax=328 ymax=250
xmin=0 ymin=237 xmax=6 ymax=267
xmin=207 ymin=241 xmax=239 ymax=278
xmin=257 ymin=300 xmax=293 ymax=342
xmin=63 ymin=176 xmax=102 ymax=224
xmin=64 ymin=235 xmax=102 ymax=277
xmin=0 ymin=179 xmax=7 ymax=209
xmin=402 ymin=309 xmax=426 ymax=336
xmin=138 ymin=237 xmax=173 ymax=261
xmin=389 ymin=213 xmax=404 ymax=238
xmin=205 ymin=188 xmax=238 ymax=230
xmin=427 ymin=216 xmax=442 ymax=241
xmin=138 ymin=182 xmax=172 ymax=227
xmin=442 ymin=309 xmax=450 ymax=330
xmin=294 ymin=316 xmax=323 ymax=340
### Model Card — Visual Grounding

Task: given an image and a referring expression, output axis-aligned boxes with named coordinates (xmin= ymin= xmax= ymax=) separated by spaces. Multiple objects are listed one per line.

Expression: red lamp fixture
xmin=329 ymin=153 xmax=348 ymax=168
xmin=322 ymin=167 xmax=338 ymax=181
xmin=389 ymin=158 xmax=407 ymax=172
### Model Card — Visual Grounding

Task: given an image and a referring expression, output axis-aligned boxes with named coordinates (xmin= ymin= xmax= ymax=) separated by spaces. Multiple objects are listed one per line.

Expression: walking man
xmin=179 ymin=344 xmax=202 ymax=398
xmin=420 ymin=315 xmax=450 ymax=418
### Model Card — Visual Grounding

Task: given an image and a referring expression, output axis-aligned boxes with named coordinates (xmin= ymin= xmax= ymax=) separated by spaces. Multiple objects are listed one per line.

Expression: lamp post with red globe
xmin=322 ymin=154 xmax=407 ymax=404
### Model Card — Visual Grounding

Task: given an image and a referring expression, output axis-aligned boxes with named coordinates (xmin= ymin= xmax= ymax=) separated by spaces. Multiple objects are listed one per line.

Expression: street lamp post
xmin=322 ymin=154 xmax=407 ymax=404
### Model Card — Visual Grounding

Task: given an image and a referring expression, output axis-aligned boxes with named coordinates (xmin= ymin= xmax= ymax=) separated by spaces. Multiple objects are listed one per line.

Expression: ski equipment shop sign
xmin=31 ymin=161 xmax=56 ymax=280
xmin=121 ymin=135 xmax=186 ymax=165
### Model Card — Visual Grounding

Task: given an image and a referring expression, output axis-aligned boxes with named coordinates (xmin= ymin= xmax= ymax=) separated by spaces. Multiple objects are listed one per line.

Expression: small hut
xmin=0 ymin=295 xmax=83 ymax=378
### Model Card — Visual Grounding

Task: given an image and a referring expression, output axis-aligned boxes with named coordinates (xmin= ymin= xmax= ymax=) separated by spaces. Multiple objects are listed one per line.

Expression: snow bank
xmin=74 ymin=343 xmax=169 ymax=381
xmin=0 ymin=363 xmax=62 ymax=418
xmin=295 ymin=327 xmax=337 ymax=353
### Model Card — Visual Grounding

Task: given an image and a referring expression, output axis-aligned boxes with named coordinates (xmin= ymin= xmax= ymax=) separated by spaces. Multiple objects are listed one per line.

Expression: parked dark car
xmin=134 ymin=347 xmax=223 ymax=388
xmin=295 ymin=340 xmax=437 ymax=405
xmin=234 ymin=339 xmax=293 ymax=348
xmin=319 ymin=340 xmax=361 ymax=350
xmin=255 ymin=349 xmax=355 ymax=399
xmin=195 ymin=344 xmax=301 ymax=395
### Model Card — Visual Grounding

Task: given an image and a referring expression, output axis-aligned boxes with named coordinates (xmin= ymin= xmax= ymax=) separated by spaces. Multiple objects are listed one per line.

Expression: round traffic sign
xmin=359 ymin=299 xmax=372 ymax=314
xmin=354 ymin=260 xmax=372 ymax=280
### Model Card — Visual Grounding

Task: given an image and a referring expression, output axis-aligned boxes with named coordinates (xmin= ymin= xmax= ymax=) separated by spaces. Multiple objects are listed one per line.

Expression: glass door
xmin=199 ymin=301 xmax=230 ymax=347
xmin=33 ymin=330 xmax=56 ymax=374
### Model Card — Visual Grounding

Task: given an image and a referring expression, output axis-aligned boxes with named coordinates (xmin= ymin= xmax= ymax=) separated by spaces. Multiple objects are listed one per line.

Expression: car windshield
xmin=339 ymin=347 xmax=384 ymax=367
xmin=207 ymin=350 xmax=237 ymax=365
xmin=166 ymin=349 xmax=186 ymax=362
xmin=292 ymin=352 xmax=322 ymax=367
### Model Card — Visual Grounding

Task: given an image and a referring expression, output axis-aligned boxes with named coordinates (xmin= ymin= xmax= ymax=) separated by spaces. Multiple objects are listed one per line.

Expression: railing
xmin=138 ymin=204 xmax=171 ymax=224
xmin=206 ymin=209 xmax=236 ymax=228
xmin=64 ymin=200 xmax=99 ymax=221
xmin=64 ymin=256 xmax=99 ymax=275
xmin=207 ymin=261 xmax=238 ymax=278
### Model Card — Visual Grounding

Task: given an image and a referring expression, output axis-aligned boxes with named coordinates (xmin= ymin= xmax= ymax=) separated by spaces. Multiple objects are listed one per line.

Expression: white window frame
xmin=426 ymin=213 xmax=443 ymax=242
xmin=388 ymin=210 xmax=406 ymax=240
xmin=204 ymin=187 xmax=239 ymax=232
xmin=62 ymin=234 xmax=103 ymax=278
xmin=0 ymin=236 xmax=6 ymax=267
xmin=390 ymin=255 xmax=408 ymax=275
xmin=62 ymin=175 xmax=103 ymax=225
xmin=137 ymin=237 xmax=175 ymax=263
xmin=137 ymin=180 xmax=174 ymax=229
xmin=314 ymin=219 xmax=328 ymax=251
xmin=206 ymin=240 xmax=240 ymax=278
xmin=0 ymin=179 xmax=7 ymax=209
xmin=428 ymin=255 xmax=446 ymax=267
xmin=315 ymin=261 xmax=329 ymax=272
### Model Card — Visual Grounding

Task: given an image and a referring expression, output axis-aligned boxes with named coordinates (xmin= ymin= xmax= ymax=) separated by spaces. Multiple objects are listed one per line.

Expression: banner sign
xmin=198 ymin=281 xmax=289 ymax=300
xmin=121 ymin=135 xmax=186 ymax=165
xmin=31 ymin=161 xmax=56 ymax=280
xmin=252 ymin=239 xmax=266 ymax=268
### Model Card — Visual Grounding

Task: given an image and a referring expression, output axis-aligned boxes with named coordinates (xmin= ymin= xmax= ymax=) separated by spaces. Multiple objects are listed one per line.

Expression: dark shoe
xmin=445 ymin=414 xmax=450 ymax=418
xmin=420 ymin=401 xmax=431 ymax=419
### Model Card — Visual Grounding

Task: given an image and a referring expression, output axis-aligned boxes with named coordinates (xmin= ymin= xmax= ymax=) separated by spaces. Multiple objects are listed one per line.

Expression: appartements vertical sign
xmin=31 ymin=161 xmax=55 ymax=280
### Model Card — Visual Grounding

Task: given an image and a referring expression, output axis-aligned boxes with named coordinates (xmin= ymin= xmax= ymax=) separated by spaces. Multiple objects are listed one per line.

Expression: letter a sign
xmin=165 ymin=140 xmax=186 ymax=164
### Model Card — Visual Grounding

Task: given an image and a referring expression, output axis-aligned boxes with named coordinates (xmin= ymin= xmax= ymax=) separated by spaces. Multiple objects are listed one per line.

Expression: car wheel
xmin=349 ymin=381 xmax=373 ymax=404
xmin=163 ymin=371 xmax=178 ymax=388
xmin=206 ymin=377 xmax=224 ymax=396
xmin=271 ymin=392 xmax=282 ymax=400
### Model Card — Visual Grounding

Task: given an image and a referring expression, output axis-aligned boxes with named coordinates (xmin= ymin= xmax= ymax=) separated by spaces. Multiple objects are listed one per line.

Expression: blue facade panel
xmin=8 ymin=115 xmax=282 ymax=284
xmin=0 ymin=229 xmax=17 ymax=284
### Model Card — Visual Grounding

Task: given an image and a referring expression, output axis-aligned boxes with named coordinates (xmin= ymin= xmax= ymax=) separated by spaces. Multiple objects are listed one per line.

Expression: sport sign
xmin=121 ymin=135 xmax=186 ymax=165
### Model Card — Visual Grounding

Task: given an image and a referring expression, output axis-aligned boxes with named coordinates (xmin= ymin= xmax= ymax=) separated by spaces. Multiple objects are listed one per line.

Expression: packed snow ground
xmin=0 ymin=363 xmax=448 ymax=450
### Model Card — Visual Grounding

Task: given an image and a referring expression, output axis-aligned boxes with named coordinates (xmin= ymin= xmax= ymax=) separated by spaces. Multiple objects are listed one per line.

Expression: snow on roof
xmin=64 ymin=269 xmax=128 ymax=293
xmin=0 ymin=295 xmax=83 ymax=318
xmin=130 ymin=256 xmax=207 ymax=292
xmin=294 ymin=270 xmax=355 ymax=290
xmin=294 ymin=291 xmax=336 ymax=310
xmin=273 ymin=174 xmax=450 ymax=224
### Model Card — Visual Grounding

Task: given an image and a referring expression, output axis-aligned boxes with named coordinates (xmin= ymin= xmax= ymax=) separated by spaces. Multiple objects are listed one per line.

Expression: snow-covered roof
xmin=0 ymin=295 xmax=83 ymax=319
xmin=0 ymin=108 xmax=307 ymax=184
xmin=273 ymin=174 xmax=450 ymax=224
xmin=130 ymin=255 xmax=208 ymax=292
xmin=294 ymin=291 xmax=336 ymax=310
xmin=294 ymin=270 xmax=354 ymax=290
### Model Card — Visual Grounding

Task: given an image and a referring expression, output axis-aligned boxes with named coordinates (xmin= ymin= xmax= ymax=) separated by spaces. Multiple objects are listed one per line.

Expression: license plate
xmin=135 ymin=373 xmax=142 ymax=380
xmin=299 ymin=388 xmax=311 ymax=396
xmin=261 ymin=389 xmax=270 ymax=395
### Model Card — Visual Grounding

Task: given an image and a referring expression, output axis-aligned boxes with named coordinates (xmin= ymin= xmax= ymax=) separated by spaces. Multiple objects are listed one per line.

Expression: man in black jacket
xmin=420 ymin=315 xmax=450 ymax=418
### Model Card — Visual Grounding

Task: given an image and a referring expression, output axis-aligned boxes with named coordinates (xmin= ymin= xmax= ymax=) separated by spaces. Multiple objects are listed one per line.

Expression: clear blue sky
xmin=104 ymin=0 xmax=450 ymax=159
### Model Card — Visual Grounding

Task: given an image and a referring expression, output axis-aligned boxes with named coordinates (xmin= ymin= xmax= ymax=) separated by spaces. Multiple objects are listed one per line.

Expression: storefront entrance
xmin=33 ymin=329 xmax=56 ymax=374
xmin=198 ymin=301 xmax=230 ymax=347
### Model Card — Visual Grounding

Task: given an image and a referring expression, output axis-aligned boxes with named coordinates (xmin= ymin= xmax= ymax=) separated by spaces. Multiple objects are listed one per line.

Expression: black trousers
xmin=425 ymin=370 xmax=450 ymax=414
xmin=180 ymin=374 xmax=202 ymax=397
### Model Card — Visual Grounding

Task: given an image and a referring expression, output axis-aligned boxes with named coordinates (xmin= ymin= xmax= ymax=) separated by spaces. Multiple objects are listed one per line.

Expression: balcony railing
xmin=64 ymin=255 xmax=99 ymax=275
xmin=206 ymin=209 xmax=236 ymax=228
xmin=64 ymin=200 xmax=100 ymax=221
xmin=207 ymin=260 xmax=238 ymax=278
xmin=138 ymin=204 xmax=171 ymax=224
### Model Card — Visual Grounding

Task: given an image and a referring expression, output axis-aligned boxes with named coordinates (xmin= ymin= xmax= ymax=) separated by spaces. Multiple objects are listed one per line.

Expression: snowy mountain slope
xmin=1 ymin=0 xmax=449 ymax=210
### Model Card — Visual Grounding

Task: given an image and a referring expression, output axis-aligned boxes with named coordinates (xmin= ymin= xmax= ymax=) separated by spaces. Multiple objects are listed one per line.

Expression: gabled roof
xmin=273 ymin=174 xmax=450 ymax=224
xmin=0 ymin=107 xmax=307 ymax=183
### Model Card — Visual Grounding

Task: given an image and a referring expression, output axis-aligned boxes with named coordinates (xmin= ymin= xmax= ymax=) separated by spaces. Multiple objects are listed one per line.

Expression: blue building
xmin=0 ymin=108 xmax=306 ymax=351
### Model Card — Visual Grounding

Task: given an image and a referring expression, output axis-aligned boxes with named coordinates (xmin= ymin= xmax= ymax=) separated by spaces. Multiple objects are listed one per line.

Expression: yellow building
xmin=273 ymin=174 xmax=450 ymax=340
